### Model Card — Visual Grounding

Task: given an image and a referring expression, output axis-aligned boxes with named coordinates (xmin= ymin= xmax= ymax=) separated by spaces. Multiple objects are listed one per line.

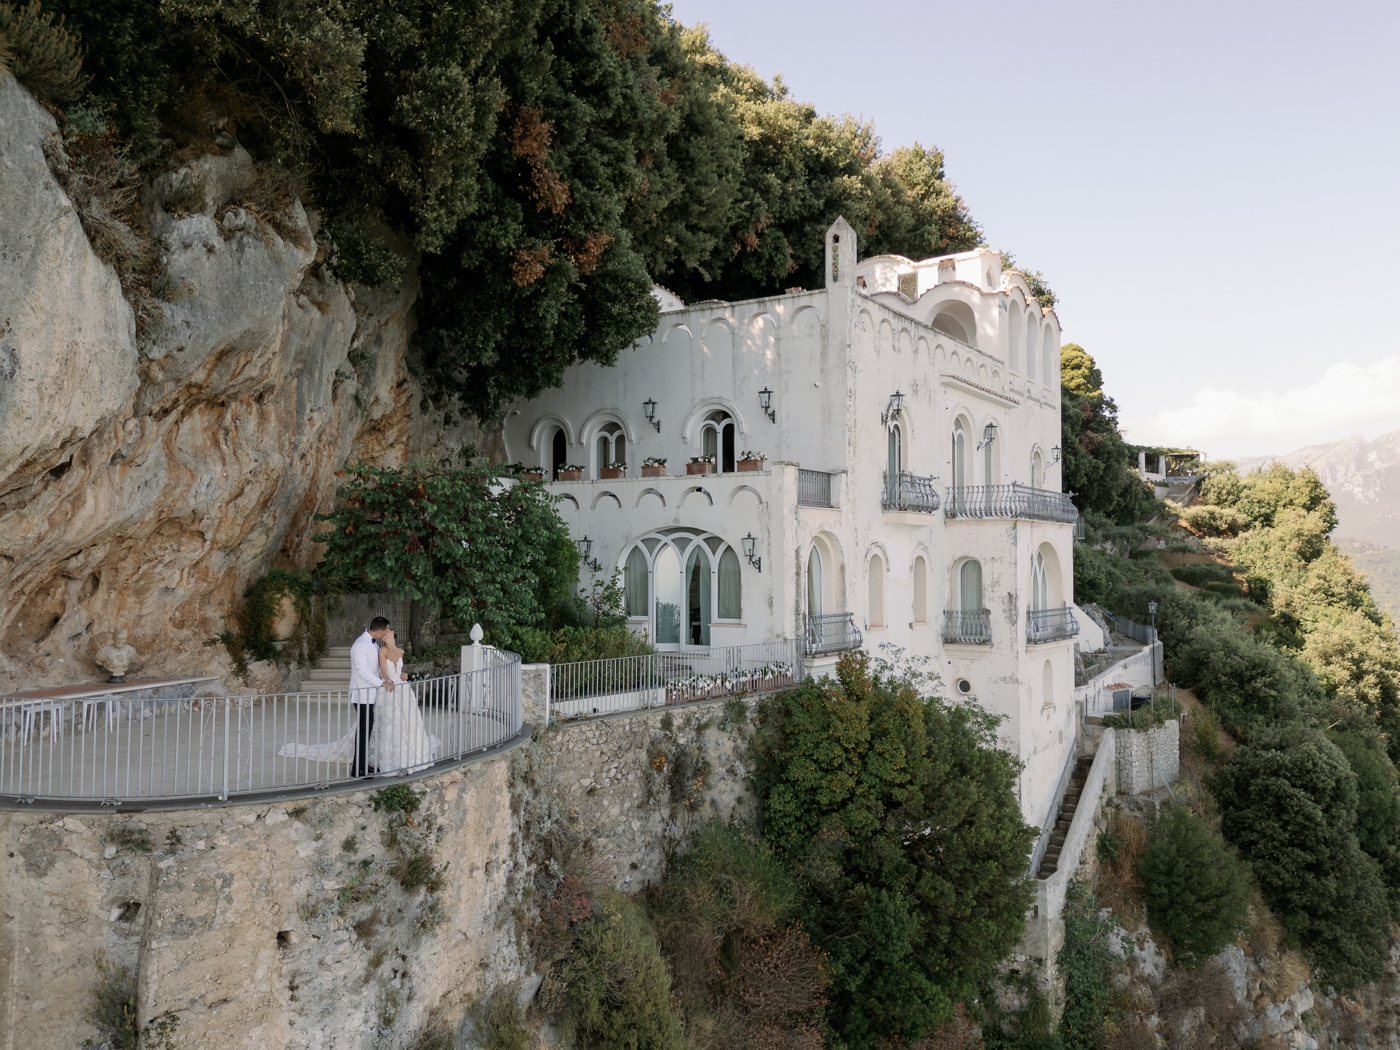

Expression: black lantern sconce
xmin=758 ymin=387 xmax=776 ymax=424
xmin=741 ymin=532 xmax=762 ymax=573
xmin=1147 ymin=600 xmax=1158 ymax=631
xmin=577 ymin=535 xmax=601 ymax=573
xmin=1051 ymin=445 xmax=1061 ymax=464
xmin=880 ymin=390 xmax=905 ymax=426
xmin=977 ymin=422 xmax=999 ymax=451
xmin=643 ymin=397 xmax=661 ymax=433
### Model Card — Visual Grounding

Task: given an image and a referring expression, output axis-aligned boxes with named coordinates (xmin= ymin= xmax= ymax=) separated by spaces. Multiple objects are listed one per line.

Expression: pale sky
xmin=666 ymin=0 xmax=1400 ymax=458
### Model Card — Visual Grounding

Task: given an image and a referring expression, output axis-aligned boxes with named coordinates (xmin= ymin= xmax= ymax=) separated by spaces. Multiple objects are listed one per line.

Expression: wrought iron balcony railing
xmin=805 ymin=612 xmax=863 ymax=656
xmin=882 ymin=471 xmax=941 ymax=513
xmin=1027 ymin=606 xmax=1080 ymax=644
xmin=943 ymin=609 xmax=992 ymax=645
xmin=943 ymin=483 xmax=1078 ymax=523
xmin=797 ymin=469 xmax=834 ymax=508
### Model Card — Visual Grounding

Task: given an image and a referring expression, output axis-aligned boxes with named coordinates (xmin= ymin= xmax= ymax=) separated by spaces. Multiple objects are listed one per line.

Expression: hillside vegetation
xmin=2 ymin=0 xmax=1018 ymax=419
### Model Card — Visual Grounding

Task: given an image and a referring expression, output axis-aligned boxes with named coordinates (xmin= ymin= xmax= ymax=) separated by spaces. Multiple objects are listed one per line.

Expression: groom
xmin=350 ymin=616 xmax=391 ymax=777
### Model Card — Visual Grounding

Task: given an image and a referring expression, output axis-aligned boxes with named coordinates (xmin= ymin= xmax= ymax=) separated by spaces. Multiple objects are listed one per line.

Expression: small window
xmin=1042 ymin=659 xmax=1055 ymax=709
xmin=869 ymin=554 xmax=885 ymax=628
xmin=624 ymin=547 xmax=649 ymax=617
xmin=913 ymin=556 xmax=928 ymax=624
xmin=898 ymin=272 xmax=918 ymax=301
xmin=702 ymin=411 xmax=736 ymax=472
xmin=597 ymin=422 xmax=625 ymax=477
xmin=718 ymin=548 xmax=742 ymax=619
xmin=960 ymin=559 xmax=982 ymax=612
xmin=807 ymin=547 xmax=823 ymax=617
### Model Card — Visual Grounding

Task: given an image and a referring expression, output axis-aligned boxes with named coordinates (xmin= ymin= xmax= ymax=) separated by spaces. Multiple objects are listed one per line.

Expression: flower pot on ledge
xmin=642 ymin=465 xmax=667 ymax=477
xmin=600 ymin=467 xmax=625 ymax=480
xmin=522 ymin=471 xmax=545 ymax=482
xmin=687 ymin=462 xmax=713 ymax=475
xmin=556 ymin=468 xmax=583 ymax=482
xmin=737 ymin=458 xmax=765 ymax=472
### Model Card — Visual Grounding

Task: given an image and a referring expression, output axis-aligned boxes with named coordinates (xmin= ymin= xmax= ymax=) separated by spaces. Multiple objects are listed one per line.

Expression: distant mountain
xmin=1237 ymin=430 xmax=1400 ymax=617
xmin=1237 ymin=430 xmax=1400 ymax=548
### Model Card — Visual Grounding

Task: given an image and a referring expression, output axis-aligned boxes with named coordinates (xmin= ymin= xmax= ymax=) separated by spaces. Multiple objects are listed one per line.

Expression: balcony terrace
xmin=944 ymin=484 xmax=1078 ymax=523
xmin=1028 ymin=606 xmax=1080 ymax=644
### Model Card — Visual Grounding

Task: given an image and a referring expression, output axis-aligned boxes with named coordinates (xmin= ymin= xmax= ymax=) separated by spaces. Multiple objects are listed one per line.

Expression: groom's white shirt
xmin=349 ymin=630 xmax=384 ymax=705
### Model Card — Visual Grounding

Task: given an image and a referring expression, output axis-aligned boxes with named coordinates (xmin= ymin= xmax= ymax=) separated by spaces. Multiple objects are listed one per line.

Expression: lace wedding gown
xmin=375 ymin=657 xmax=441 ymax=774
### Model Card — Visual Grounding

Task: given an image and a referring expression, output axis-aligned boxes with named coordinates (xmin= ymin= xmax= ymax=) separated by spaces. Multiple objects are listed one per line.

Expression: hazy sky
xmin=666 ymin=0 xmax=1400 ymax=458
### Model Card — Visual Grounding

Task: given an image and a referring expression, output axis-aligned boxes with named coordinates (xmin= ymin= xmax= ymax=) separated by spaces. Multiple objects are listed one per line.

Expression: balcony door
xmin=654 ymin=544 xmax=682 ymax=647
xmin=702 ymin=411 xmax=736 ymax=473
xmin=887 ymin=424 xmax=902 ymax=504
xmin=951 ymin=420 xmax=967 ymax=512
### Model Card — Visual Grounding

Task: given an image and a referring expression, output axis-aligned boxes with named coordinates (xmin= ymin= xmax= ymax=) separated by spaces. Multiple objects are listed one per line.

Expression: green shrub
xmin=1180 ymin=504 xmax=1247 ymax=537
xmin=1329 ymin=730 xmax=1400 ymax=912
xmin=86 ymin=952 xmax=138 ymax=1049
xmin=1137 ymin=807 xmax=1251 ymax=963
xmin=333 ymin=226 xmax=406 ymax=289
xmin=1193 ymin=708 xmax=1222 ymax=759
xmin=0 ymin=1 xmax=86 ymax=103
xmin=1170 ymin=563 xmax=1232 ymax=587
xmin=1056 ymin=887 xmax=1120 ymax=1050
xmin=1212 ymin=726 xmax=1391 ymax=986
xmin=553 ymin=892 xmax=686 ymax=1050
xmin=469 ymin=985 xmax=531 ymax=1050
xmin=1073 ymin=543 xmax=1130 ymax=606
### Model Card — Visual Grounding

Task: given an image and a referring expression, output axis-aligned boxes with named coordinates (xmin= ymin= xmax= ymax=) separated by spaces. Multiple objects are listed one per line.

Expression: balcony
xmin=1028 ymin=606 xmax=1080 ymax=644
xmin=805 ymin=612 xmax=863 ymax=655
xmin=943 ymin=609 xmax=992 ymax=645
xmin=882 ymin=471 xmax=941 ymax=513
xmin=797 ymin=469 xmax=834 ymax=508
xmin=944 ymin=483 xmax=1078 ymax=523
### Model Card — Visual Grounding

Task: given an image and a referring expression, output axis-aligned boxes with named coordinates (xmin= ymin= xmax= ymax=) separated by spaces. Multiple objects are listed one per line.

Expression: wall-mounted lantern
xmin=1051 ymin=444 xmax=1061 ymax=464
xmin=977 ymin=422 xmax=998 ymax=450
xmin=577 ymin=535 xmax=601 ymax=572
xmin=643 ymin=398 xmax=660 ymax=433
xmin=880 ymin=390 xmax=905 ymax=426
xmin=758 ymin=387 xmax=776 ymax=424
xmin=741 ymin=533 xmax=763 ymax=573
xmin=1147 ymin=600 xmax=1158 ymax=630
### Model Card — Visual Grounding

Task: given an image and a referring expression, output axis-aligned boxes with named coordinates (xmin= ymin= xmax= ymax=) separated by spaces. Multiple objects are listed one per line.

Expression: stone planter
xmin=557 ymin=468 xmax=583 ymax=481
xmin=600 ymin=467 xmax=625 ymax=480
xmin=642 ymin=464 xmax=667 ymax=477
xmin=686 ymin=462 xmax=713 ymax=475
xmin=737 ymin=458 xmax=765 ymax=472
xmin=522 ymin=471 xmax=545 ymax=482
xmin=270 ymin=595 xmax=300 ymax=641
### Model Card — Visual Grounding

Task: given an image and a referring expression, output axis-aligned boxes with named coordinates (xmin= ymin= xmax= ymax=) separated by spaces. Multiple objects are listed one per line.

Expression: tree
xmin=1212 ymin=726 xmax=1391 ymax=987
xmin=1137 ymin=807 xmax=1251 ymax=963
xmin=1059 ymin=344 xmax=1152 ymax=524
xmin=1329 ymin=729 xmax=1400 ymax=913
xmin=750 ymin=654 xmax=1036 ymax=1049
xmin=313 ymin=462 xmax=577 ymax=646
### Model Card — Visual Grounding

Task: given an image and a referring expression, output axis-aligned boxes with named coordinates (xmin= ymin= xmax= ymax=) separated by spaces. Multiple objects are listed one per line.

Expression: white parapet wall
xmin=1037 ymin=728 xmax=1116 ymax=924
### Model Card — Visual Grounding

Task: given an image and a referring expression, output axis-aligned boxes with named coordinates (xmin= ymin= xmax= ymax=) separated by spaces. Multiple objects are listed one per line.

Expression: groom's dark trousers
xmin=353 ymin=702 xmax=375 ymax=777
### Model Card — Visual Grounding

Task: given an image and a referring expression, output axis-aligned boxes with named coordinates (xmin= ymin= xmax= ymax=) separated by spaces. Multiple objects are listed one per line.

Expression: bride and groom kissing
xmin=278 ymin=616 xmax=440 ymax=776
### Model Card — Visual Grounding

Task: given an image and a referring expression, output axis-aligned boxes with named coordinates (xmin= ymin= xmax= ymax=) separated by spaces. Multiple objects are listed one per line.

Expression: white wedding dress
xmin=278 ymin=656 xmax=439 ymax=774
xmin=375 ymin=657 xmax=441 ymax=775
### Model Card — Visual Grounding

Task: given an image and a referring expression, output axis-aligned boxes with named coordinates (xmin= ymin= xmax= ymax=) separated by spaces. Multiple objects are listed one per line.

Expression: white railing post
xmin=220 ymin=698 xmax=231 ymax=801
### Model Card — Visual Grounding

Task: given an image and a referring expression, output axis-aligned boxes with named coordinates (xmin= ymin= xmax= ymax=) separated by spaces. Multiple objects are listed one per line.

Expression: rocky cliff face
xmin=0 ymin=72 xmax=473 ymax=693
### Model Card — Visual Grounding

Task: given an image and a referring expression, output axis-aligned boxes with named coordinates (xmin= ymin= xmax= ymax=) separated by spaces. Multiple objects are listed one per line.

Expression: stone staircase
xmin=1036 ymin=754 xmax=1095 ymax=879
xmin=299 ymin=645 xmax=353 ymax=693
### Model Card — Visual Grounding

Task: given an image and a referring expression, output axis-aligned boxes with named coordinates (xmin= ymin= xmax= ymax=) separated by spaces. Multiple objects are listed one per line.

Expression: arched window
xmin=624 ymin=547 xmax=649 ymax=617
xmin=868 ymin=553 xmax=885 ymax=628
xmin=951 ymin=420 xmax=967 ymax=492
xmin=1031 ymin=552 xmax=1049 ymax=612
xmin=886 ymin=423 xmax=903 ymax=504
xmin=1043 ymin=327 xmax=1059 ymax=387
xmin=913 ymin=556 xmax=928 ymax=624
xmin=701 ymin=410 xmax=736 ymax=473
xmin=1031 ymin=450 xmax=1044 ymax=490
xmin=1025 ymin=315 xmax=1039 ymax=382
xmin=596 ymin=422 xmax=625 ymax=476
xmin=551 ymin=429 xmax=567 ymax=479
xmin=806 ymin=547 xmax=824 ymax=617
xmin=960 ymin=559 xmax=983 ymax=612
xmin=1042 ymin=659 xmax=1055 ymax=709
xmin=686 ymin=545 xmax=712 ymax=645
xmin=654 ymin=545 xmax=682 ymax=645
xmin=718 ymin=548 xmax=742 ymax=619
xmin=1007 ymin=303 xmax=1023 ymax=371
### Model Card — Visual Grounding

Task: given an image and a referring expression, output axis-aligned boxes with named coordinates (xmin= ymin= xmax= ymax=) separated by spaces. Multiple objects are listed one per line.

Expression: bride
xmin=374 ymin=628 xmax=441 ymax=775
xmin=279 ymin=630 xmax=440 ymax=775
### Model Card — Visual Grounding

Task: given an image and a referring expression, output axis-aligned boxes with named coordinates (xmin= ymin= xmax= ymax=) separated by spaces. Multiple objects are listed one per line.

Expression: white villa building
xmin=502 ymin=218 xmax=1089 ymax=838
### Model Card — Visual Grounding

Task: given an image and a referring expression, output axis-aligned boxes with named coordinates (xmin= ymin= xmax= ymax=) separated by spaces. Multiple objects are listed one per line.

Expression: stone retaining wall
xmin=1116 ymin=720 xmax=1179 ymax=796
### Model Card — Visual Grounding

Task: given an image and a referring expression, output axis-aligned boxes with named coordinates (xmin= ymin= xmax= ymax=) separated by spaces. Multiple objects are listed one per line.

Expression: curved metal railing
xmin=0 ymin=652 xmax=523 ymax=808
xmin=944 ymin=483 xmax=1078 ymax=523
xmin=1028 ymin=607 xmax=1081 ymax=644
xmin=805 ymin=612 xmax=863 ymax=656
xmin=882 ymin=471 xmax=941 ymax=513
xmin=943 ymin=609 xmax=993 ymax=645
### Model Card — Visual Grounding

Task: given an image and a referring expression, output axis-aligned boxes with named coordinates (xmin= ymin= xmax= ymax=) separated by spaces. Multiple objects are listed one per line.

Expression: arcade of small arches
xmin=881 ymin=409 xmax=1053 ymax=491
xmin=533 ymin=406 xmax=746 ymax=480
xmin=620 ymin=529 xmax=746 ymax=648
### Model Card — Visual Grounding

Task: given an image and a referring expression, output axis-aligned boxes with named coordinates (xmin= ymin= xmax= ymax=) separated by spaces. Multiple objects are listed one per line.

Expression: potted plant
xmin=600 ymin=461 xmax=625 ymax=480
xmin=521 ymin=465 xmax=545 ymax=481
xmin=642 ymin=456 xmax=668 ymax=478
xmin=557 ymin=464 xmax=585 ymax=482
xmin=738 ymin=450 xmax=766 ymax=472
xmin=687 ymin=454 xmax=715 ymax=475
